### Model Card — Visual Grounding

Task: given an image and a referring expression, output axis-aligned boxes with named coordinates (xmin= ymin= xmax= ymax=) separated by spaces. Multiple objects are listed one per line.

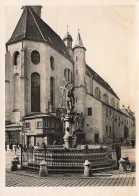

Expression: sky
xmin=5 ymin=2 xmax=138 ymax=113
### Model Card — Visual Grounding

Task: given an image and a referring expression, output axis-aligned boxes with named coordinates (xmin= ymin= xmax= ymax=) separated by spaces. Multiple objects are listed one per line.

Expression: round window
xmin=31 ymin=50 xmax=40 ymax=65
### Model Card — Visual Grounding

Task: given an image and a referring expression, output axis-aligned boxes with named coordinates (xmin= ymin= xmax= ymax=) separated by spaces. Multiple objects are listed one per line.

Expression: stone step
xmin=22 ymin=164 xmax=115 ymax=173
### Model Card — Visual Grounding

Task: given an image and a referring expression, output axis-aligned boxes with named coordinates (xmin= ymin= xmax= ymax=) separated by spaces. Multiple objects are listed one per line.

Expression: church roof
xmin=86 ymin=64 xmax=119 ymax=99
xmin=6 ymin=6 xmax=72 ymax=62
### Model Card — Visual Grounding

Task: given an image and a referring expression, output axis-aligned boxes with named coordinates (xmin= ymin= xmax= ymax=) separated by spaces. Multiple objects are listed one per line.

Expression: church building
xmin=5 ymin=6 xmax=135 ymax=146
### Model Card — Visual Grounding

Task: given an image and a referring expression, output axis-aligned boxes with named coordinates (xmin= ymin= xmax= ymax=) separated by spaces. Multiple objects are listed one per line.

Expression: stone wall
xmin=85 ymin=94 xmax=103 ymax=144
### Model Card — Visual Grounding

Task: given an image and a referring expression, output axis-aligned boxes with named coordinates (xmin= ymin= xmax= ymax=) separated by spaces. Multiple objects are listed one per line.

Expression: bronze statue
xmin=67 ymin=87 xmax=75 ymax=113
xmin=60 ymin=82 xmax=75 ymax=114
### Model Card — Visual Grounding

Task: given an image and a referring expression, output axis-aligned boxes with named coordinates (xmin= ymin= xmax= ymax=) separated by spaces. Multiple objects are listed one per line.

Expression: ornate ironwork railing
xmin=21 ymin=145 xmax=120 ymax=173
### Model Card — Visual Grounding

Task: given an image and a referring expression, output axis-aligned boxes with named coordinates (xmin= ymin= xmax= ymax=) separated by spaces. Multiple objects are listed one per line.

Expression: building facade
xmin=5 ymin=6 xmax=135 ymax=146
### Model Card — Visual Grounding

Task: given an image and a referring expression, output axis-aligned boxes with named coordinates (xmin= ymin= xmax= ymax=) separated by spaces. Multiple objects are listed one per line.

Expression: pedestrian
xmin=16 ymin=141 xmax=19 ymax=149
xmin=10 ymin=142 xmax=13 ymax=151
xmin=14 ymin=145 xmax=17 ymax=155
xmin=131 ymin=138 xmax=135 ymax=148
xmin=11 ymin=142 xmax=13 ymax=151
xmin=5 ymin=141 xmax=7 ymax=151
xmin=120 ymin=137 xmax=123 ymax=145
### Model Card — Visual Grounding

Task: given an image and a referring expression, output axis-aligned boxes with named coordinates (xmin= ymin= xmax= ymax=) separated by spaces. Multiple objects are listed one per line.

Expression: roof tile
xmin=7 ymin=6 xmax=72 ymax=62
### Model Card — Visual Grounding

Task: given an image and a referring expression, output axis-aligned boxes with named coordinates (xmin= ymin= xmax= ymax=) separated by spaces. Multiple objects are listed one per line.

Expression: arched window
xmin=14 ymin=74 xmax=20 ymax=109
xmin=117 ymin=103 xmax=119 ymax=109
xmin=64 ymin=68 xmax=72 ymax=82
xmin=95 ymin=87 xmax=101 ymax=99
xmin=31 ymin=50 xmax=40 ymax=65
xmin=50 ymin=77 xmax=55 ymax=111
xmin=106 ymin=94 xmax=109 ymax=104
xmin=71 ymin=71 xmax=73 ymax=83
xmin=68 ymin=69 xmax=70 ymax=82
xmin=64 ymin=68 xmax=68 ymax=81
xmin=103 ymin=93 xmax=109 ymax=104
xmin=103 ymin=94 xmax=106 ymax=102
xmin=111 ymin=98 xmax=115 ymax=107
xmin=31 ymin=73 xmax=40 ymax=112
xmin=13 ymin=51 xmax=20 ymax=65
xmin=50 ymin=56 xmax=55 ymax=70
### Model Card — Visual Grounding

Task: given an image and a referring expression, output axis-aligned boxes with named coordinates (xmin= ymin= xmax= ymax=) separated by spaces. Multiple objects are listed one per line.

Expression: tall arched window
xmin=50 ymin=77 xmax=55 ymax=111
xmin=64 ymin=68 xmax=68 ymax=81
xmin=14 ymin=74 xmax=20 ymax=110
xmin=103 ymin=93 xmax=109 ymax=104
xmin=71 ymin=71 xmax=73 ymax=83
xmin=95 ymin=87 xmax=101 ymax=99
xmin=64 ymin=68 xmax=72 ymax=82
xmin=31 ymin=73 xmax=40 ymax=112
xmin=50 ymin=56 xmax=55 ymax=70
xmin=117 ymin=103 xmax=119 ymax=109
xmin=13 ymin=51 xmax=20 ymax=65
xmin=105 ymin=94 xmax=109 ymax=104
xmin=68 ymin=69 xmax=70 ymax=82
xmin=111 ymin=98 xmax=115 ymax=107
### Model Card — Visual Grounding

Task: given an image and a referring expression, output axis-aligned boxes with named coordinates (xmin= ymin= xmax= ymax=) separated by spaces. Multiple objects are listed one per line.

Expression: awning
xmin=5 ymin=128 xmax=21 ymax=132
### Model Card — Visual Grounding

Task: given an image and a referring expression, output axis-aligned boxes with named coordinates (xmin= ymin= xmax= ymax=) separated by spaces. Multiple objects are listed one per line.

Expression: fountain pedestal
xmin=63 ymin=114 xmax=77 ymax=149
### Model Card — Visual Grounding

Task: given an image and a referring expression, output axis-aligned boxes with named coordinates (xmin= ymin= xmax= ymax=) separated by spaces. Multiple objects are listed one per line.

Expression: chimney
xmin=22 ymin=6 xmax=42 ymax=18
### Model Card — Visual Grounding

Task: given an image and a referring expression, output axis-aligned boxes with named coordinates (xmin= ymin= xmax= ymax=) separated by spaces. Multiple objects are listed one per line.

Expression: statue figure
xmin=60 ymin=82 xmax=70 ymax=108
xmin=67 ymin=87 xmax=75 ymax=114
xmin=60 ymin=82 xmax=75 ymax=114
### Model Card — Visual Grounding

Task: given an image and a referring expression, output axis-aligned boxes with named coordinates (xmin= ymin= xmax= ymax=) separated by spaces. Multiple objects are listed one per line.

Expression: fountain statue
xmin=60 ymin=82 xmax=77 ymax=148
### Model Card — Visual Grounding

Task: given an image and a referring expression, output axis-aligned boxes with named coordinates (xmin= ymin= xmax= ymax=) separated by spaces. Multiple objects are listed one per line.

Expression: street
xmin=5 ymin=170 xmax=135 ymax=187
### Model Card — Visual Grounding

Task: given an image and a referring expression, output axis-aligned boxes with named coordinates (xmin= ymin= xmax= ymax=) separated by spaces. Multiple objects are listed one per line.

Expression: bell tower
xmin=63 ymin=26 xmax=73 ymax=57
xmin=73 ymin=30 xmax=86 ymax=114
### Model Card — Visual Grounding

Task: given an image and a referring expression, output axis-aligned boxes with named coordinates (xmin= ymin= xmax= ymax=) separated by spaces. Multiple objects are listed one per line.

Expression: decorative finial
xmin=78 ymin=28 xmax=80 ymax=34
xmin=67 ymin=25 xmax=69 ymax=34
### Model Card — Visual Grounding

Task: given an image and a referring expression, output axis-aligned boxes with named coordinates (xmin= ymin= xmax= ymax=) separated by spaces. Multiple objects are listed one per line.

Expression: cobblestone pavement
xmin=5 ymin=146 xmax=136 ymax=187
xmin=121 ymin=146 xmax=135 ymax=161
xmin=5 ymin=170 xmax=135 ymax=187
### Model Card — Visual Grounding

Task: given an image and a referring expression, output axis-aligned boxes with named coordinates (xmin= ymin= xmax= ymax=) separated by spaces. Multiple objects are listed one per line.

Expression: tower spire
xmin=74 ymin=29 xmax=86 ymax=50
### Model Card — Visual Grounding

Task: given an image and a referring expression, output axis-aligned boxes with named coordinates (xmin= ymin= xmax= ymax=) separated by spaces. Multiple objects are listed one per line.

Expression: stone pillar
xmin=64 ymin=114 xmax=72 ymax=134
xmin=11 ymin=155 xmax=20 ymax=171
xmin=83 ymin=160 xmax=92 ymax=177
xmin=111 ymin=150 xmax=118 ymax=168
xmin=39 ymin=160 xmax=48 ymax=177
xmin=31 ymin=136 xmax=34 ymax=146
xmin=118 ymin=158 xmax=127 ymax=172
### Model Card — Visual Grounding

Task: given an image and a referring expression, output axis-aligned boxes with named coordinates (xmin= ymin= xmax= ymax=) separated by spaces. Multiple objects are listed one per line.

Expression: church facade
xmin=5 ymin=6 xmax=135 ymax=146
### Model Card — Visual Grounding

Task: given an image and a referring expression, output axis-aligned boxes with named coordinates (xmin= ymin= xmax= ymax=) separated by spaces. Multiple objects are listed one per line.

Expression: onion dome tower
xmin=63 ymin=26 xmax=73 ymax=57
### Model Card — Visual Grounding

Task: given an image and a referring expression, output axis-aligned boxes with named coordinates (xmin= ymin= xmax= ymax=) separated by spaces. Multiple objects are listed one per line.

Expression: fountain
xmin=21 ymin=83 xmax=121 ymax=174
xmin=60 ymin=84 xmax=79 ymax=149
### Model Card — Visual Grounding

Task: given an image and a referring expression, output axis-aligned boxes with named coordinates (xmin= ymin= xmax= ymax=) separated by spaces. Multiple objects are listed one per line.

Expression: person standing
xmin=5 ymin=141 xmax=7 ymax=151
xmin=131 ymin=138 xmax=135 ymax=148
xmin=16 ymin=141 xmax=19 ymax=149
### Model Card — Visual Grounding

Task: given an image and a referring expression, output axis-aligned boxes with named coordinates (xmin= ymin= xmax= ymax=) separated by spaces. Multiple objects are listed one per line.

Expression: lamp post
xmin=111 ymin=111 xmax=115 ymax=143
xmin=19 ymin=120 xmax=26 ymax=147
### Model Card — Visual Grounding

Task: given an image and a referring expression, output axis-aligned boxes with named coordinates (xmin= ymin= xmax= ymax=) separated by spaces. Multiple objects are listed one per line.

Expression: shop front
xmin=5 ymin=123 xmax=22 ymax=147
